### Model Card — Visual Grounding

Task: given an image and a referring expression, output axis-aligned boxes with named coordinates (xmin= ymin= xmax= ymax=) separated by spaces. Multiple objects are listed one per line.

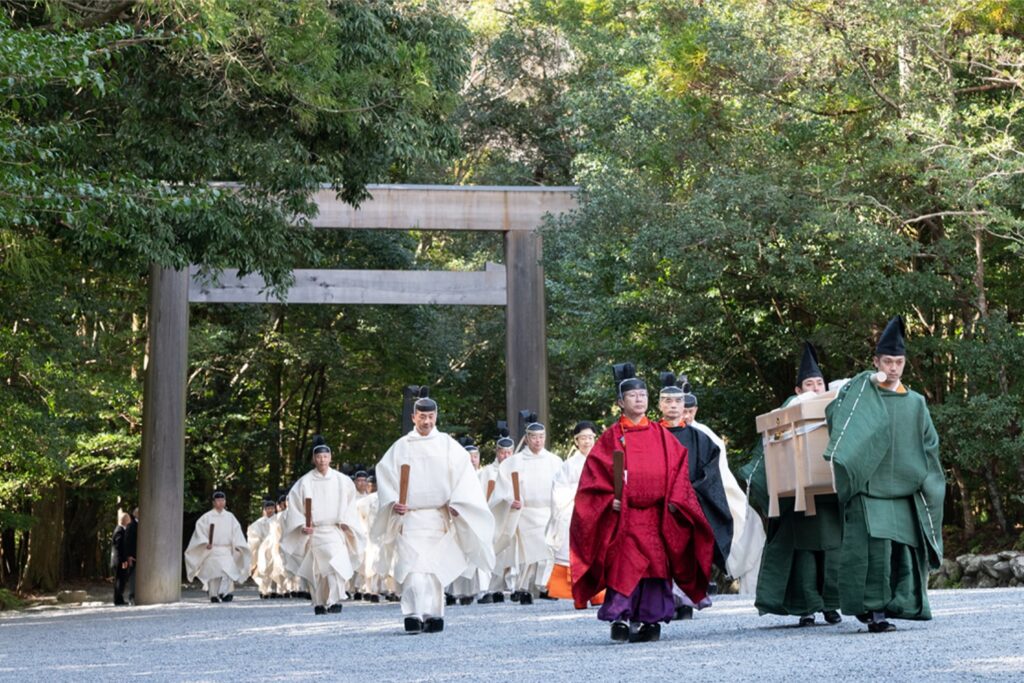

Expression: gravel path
xmin=1 ymin=586 xmax=1022 ymax=682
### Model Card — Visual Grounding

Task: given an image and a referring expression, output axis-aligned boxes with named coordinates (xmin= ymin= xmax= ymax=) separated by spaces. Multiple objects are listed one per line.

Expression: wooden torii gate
xmin=136 ymin=184 xmax=577 ymax=604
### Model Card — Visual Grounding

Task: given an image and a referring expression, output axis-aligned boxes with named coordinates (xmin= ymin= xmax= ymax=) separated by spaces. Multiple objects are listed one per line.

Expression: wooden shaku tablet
xmin=399 ymin=464 xmax=411 ymax=506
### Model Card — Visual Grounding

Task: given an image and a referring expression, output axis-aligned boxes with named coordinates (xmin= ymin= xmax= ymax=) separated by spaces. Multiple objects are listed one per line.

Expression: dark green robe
xmin=740 ymin=395 xmax=841 ymax=617
xmin=823 ymin=371 xmax=944 ymax=620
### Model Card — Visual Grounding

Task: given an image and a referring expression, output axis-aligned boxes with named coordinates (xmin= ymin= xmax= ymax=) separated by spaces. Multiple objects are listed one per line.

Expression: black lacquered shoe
xmin=798 ymin=615 xmax=815 ymax=627
xmin=492 ymin=592 xmax=505 ymax=603
xmin=519 ymin=592 xmax=533 ymax=605
xmin=610 ymin=621 xmax=629 ymax=642
xmin=423 ymin=617 xmax=445 ymax=633
xmin=674 ymin=605 xmax=693 ymax=620
xmin=510 ymin=591 xmax=521 ymax=602
xmin=868 ymin=620 xmax=896 ymax=633
xmin=404 ymin=617 xmax=423 ymax=634
xmin=327 ymin=603 xmax=342 ymax=614
xmin=459 ymin=596 xmax=473 ymax=606
xmin=445 ymin=593 xmax=456 ymax=606
xmin=368 ymin=594 xmax=380 ymax=603
xmin=313 ymin=605 xmax=326 ymax=615
xmin=210 ymin=596 xmax=221 ymax=603
xmin=823 ymin=610 xmax=842 ymax=624
xmin=477 ymin=593 xmax=494 ymax=604
xmin=221 ymin=594 xmax=233 ymax=602
xmin=629 ymin=623 xmax=660 ymax=643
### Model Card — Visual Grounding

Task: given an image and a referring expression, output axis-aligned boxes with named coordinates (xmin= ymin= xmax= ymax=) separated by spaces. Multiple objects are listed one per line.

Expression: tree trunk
xmin=982 ymin=460 xmax=1008 ymax=534
xmin=950 ymin=463 xmax=976 ymax=538
xmin=18 ymin=482 xmax=66 ymax=593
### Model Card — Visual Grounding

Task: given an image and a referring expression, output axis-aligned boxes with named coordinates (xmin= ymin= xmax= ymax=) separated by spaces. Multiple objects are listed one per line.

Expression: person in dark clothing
xmin=125 ymin=507 xmax=138 ymax=603
xmin=113 ymin=512 xmax=133 ymax=605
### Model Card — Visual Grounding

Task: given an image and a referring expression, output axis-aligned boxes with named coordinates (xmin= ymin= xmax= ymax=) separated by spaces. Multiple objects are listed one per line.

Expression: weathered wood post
xmin=136 ymin=264 xmax=188 ymax=605
xmin=504 ymin=229 xmax=549 ymax=441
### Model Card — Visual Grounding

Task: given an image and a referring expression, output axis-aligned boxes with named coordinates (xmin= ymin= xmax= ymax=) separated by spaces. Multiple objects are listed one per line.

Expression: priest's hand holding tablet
xmin=511 ymin=500 xmax=523 ymax=510
xmin=302 ymin=525 xmax=314 ymax=535
xmin=393 ymin=503 xmax=408 ymax=515
xmin=612 ymin=500 xmax=621 ymax=512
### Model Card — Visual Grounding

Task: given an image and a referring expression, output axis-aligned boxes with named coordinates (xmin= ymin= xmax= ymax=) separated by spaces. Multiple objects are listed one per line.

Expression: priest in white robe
xmin=481 ymin=430 xmax=516 ymax=602
xmin=545 ymin=420 xmax=603 ymax=603
xmin=448 ymin=440 xmax=491 ymax=604
xmin=355 ymin=478 xmax=382 ymax=600
xmin=184 ymin=492 xmax=251 ymax=602
xmin=247 ymin=498 xmax=279 ymax=598
xmin=373 ymin=392 xmax=495 ymax=634
xmin=280 ymin=435 xmax=365 ymax=615
xmin=260 ymin=495 xmax=292 ymax=598
xmin=490 ymin=416 xmax=562 ymax=604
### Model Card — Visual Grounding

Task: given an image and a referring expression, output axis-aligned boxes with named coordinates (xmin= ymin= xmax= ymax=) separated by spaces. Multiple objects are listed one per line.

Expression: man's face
xmin=355 ymin=477 xmax=368 ymax=493
xmin=132 ymin=508 xmax=139 ymax=521
xmin=873 ymin=354 xmax=906 ymax=385
xmin=263 ymin=506 xmax=276 ymax=518
xmin=796 ymin=376 xmax=827 ymax=395
xmin=573 ymin=429 xmax=596 ymax=456
xmin=619 ymin=389 xmax=648 ymax=419
xmin=659 ymin=394 xmax=684 ymax=423
xmin=413 ymin=410 xmax=436 ymax=436
xmin=680 ymin=405 xmax=698 ymax=427
xmin=496 ymin=446 xmax=513 ymax=463
xmin=469 ymin=450 xmax=481 ymax=469
xmin=526 ymin=430 xmax=546 ymax=453
xmin=120 ymin=513 xmax=132 ymax=527
xmin=213 ymin=498 xmax=226 ymax=512
xmin=313 ymin=450 xmax=332 ymax=472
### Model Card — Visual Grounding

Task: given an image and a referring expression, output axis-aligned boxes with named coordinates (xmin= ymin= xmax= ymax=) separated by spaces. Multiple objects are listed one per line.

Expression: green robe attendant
xmin=740 ymin=395 xmax=841 ymax=617
xmin=823 ymin=371 xmax=944 ymax=620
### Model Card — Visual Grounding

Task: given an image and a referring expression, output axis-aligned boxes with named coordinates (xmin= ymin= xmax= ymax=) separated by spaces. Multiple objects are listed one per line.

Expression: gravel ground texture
xmin=1 ymin=586 xmax=1022 ymax=682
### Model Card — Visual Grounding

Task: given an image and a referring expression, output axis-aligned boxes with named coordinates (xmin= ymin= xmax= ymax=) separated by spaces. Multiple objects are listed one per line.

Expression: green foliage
xmin=0 ymin=588 xmax=24 ymax=610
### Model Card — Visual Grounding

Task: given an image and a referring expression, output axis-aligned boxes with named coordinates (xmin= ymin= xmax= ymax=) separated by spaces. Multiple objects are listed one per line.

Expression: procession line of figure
xmin=180 ymin=315 xmax=943 ymax=640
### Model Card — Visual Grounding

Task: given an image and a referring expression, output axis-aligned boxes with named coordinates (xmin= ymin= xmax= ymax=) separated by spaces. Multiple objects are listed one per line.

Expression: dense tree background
xmin=3 ymin=0 xmax=1024 ymax=593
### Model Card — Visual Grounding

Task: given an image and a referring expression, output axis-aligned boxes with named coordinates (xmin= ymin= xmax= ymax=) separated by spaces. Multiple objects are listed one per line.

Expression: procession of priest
xmin=181 ymin=315 xmax=943 ymax=641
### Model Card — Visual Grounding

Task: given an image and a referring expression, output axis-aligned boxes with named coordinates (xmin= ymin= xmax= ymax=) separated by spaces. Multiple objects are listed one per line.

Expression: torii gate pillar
xmin=505 ymin=230 xmax=549 ymax=437
xmin=136 ymin=264 xmax=188 ymax=605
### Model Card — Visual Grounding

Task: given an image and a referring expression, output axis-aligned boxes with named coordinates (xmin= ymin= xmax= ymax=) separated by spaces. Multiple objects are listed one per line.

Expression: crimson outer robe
xmin=570 ymin=418 xmax=714 ymax=609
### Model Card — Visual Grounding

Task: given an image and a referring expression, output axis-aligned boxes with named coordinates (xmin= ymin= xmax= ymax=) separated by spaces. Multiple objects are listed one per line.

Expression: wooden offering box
xmin=755 ymin=392 xmax=837 ymax=517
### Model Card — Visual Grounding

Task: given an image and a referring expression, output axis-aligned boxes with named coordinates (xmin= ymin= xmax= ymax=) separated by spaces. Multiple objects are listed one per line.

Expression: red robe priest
xmin=571 ymin=363 xmax=714 ymax=642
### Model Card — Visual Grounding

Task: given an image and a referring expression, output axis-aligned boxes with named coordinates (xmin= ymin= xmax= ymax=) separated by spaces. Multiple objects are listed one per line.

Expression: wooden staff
xmin=304 ymin=498 xmax=312 ymax=528
xmin=486 ymin=479 xmax=496 ymax=501
xmin=512 ymin=471 xmax=521 ymax=503
xmin=399 ymin=464 xmax=411 ymax=506
xmin=613 ymin=450 xmax=625 ymax=502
